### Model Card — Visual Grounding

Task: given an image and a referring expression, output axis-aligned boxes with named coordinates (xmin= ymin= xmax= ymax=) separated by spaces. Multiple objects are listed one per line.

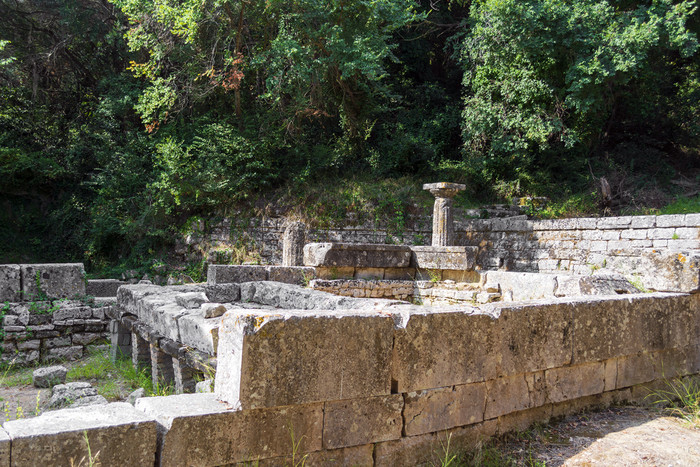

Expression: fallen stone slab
xmin=49 ymin=382 xmax=101 ymax=409
xmin=410 ymin=246 xmax=478 ymax=271
xmin=32 ymin=365 xmax=68 ymax=388
xmin=4 ymin=402 xmax=157 ymax=466
xmin=303 ymin=243 xmax=412 ymax=268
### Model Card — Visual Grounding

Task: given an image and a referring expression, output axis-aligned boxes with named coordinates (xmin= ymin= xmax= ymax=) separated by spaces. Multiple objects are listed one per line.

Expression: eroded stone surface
xmin=21 ymin=263 xmax=86 ymax=299
xmin=215 ymin=310 xmax=394 ymax=408
xmin=4 ymin=402 xmax=157 ymax=466
xmin=303 ymin=243 xmax=412 ymax=268
xmin=136 ymin=393 xmax=322 ymax=466
xmin=403 ymin=383 xmax=486 ymax=436
xmin=323 ymin=395 xmax=403 ymax=449
xmin=411 ymin=246 xmax=477 ymax=270
xmin=0 ymin=265 xmax=21 ymax=302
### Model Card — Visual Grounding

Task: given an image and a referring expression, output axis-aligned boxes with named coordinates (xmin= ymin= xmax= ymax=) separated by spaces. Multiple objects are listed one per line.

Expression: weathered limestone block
xmin=0 ymin=264 xmax=21 ymax=302
xmin=571 ymin=294 xmax=691 ymax=364
xmin=282 ymin=221 xmax=306 ymax=266
xmin=403 ymin=382 xmax=486 ymax=436
xmin=175 ymin=292 xmax=209 ymax=309
xmin=303 ymin=243 xmax=412 ymax=268
xmin=86 ymin=279 xmax=125 ymax=297
xmin=545 ymin=362 xmax=606 ymax=403
xmin=204 ymin=283 xmax=240 ymax=302
xmin=207 ymin=264 xmax=268 ymax=285
xmin=392 ymin=303 xmax=572 ymax=393
xmin=177 ymin=314 xmax=219 ymax=355
xmin=256 ymin=444 xmax=374 ymax=467
xmin=322 ymin=395 xmax=403 ymax=449
xmin=484 ymin=374 xmax=531 ymax=419
xmin=21 ymin=263 xmax=86 ymax=299
xmin=410 ymin=246 xmax=477 ymax=271
xmin=135 ymin=393 xmax=322 ymax=467
xmin=240 ymin=281 xmax=390 ymax=311
xmin=0 ymin=428 xmax=8 ymax=467
xmin=314 ymin=266 xmax=355 ymax=280
xmin=373 ymin=420 xmax=497 ymax=467
xmin=605 ymin=250 xmax=700 ymax=292
xmin=172 ymin=356 xmax=196 ymax=394
xmin=215 ymin=310 xmax=394 ymax=408
xmin=132 ymin=332 xmax=150 ymax=370
xmin=268 ymin=266 xmax=316 ymax=285
xmin=615 ymin=352 xmax=662 ymax=389
xmin=32 ymin=365 xmax=68 ymax=388
xmin=4 ymin=402 xmax=157 ymax=466
xmin=482 ymin=271 xmax=558 ymax=301
xmin=151 ymin=344 xmax=175 ymax=387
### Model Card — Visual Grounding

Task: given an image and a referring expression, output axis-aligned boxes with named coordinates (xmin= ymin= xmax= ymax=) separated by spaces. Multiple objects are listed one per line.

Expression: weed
xmin=646 ymin=375 xmax=700 ymax=427
xmin=70 ymin=431 xmax=101 ymax=467
xmin=672 ymin=232 xmax=680 ymax=240
xmin=628 ymin=274 xmax=650 ymax=293
xmin=432 ymin=433 xmax=457 ymax=467
xmin=288 ymin=425 xmax=308 ymax=467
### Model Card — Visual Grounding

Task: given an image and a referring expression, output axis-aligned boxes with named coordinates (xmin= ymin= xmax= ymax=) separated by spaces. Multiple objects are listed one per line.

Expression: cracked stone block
xmin=322 ymin=395 xmax=403 ymax=449
xmin=207 ymin=265 xmax=268 ymax=285
xmin=484 ymin=374 xmax=530 ymax=420
xmin=545 ymin=361 xmax=606 ymax=403
xmin=4 ymin=402 xmax=157 ymax=466
xmin=403 ymin=383 xmax=486 ymax=436
xmin=215 ymin=310 xmax=394 ymax=408
xmin=136 ymin=393 xmax=322 ymax=467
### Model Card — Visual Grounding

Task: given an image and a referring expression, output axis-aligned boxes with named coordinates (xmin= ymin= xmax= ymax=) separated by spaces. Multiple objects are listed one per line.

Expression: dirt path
xmin=500 ymin=406 xmax=700 ymax=466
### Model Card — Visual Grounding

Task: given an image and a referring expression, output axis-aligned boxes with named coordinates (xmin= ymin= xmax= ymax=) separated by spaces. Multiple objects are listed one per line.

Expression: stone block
xmin=204 ymin=283 xmax=241 ymax=303
xmin=483 ymin=271 xmax=558 ymax=300
xmin=484 ymin=374 xmax=531 ymax=419
xmin=86 ymin=279 xmax=125 ymax=297
xmin=656 ymin=214 xmax=686 ymax=227
xmin=71 ymin=333 xmax=103 ymax=346
xmin=373 ymin=420 xmax=497 ymax=467
xmin=303 ymin=243 xmax=411 ymax=268
xmin=384 ymin=267 xmax=416 ymax=280
xmin=410 ymin=246 xmax=477 ymax=271
xmin=215 ymin=310 xmax=394 ymax=408
xmin=32 ymin=365 xmax=68 ymax=388
xmin=47 ymin=346 xmax=83 ymax=361
xmin=354 ymin=267 xmax=385 ymax=280
xmin=615 ymin=352 xmax=661 ymax=388
xmin=545 ymin=362 xmax=605 ymax=403
xmin=20 ymin=263 xmax=86 ymax=300
xmin=496 ymin=404 xmax=553 ymax=436
xmin=314 ymin=266 xmax=355 ymax=280
xmin=392 ymin=303 xmax=572 ymax=393
xmin=136 ymin=393 xmax=322 ymax=466
xmin=4 ymin=402 xmax=157 ymax=466
xmin=323 ymin=395 xmax=403 ymax=449
xmin=175 ymin=292 xmax=209 ymax=309
xmin=257 ymin=444 xmax=374 ymax=467
xmin=571 ymin=294 xmax=677 ymax=364
xmin=403 ymin=383 xmax=486 ymax=436
xmin=0 ymin=264 xmax=21 ymax=302
xmin=0 ymin=428 xmax=8 ymax=466
xmin=267 ymin=266 xmax=316 ymax=285
xmin=207 ymin=265 xmax=268 ymax=285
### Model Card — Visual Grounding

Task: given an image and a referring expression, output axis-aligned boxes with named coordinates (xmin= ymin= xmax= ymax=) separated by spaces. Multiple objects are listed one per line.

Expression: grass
xmin=646 ymin=375 xmax=700 ymax=428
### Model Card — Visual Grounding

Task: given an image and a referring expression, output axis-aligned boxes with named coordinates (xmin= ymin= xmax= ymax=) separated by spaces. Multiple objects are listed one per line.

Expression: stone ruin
xmin=0 ymin=183 xmax=698 ymax=465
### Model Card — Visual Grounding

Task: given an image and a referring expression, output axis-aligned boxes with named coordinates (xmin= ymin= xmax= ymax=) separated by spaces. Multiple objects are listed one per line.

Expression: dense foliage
xmin=0 ymin=0 xmax=698 ymax=272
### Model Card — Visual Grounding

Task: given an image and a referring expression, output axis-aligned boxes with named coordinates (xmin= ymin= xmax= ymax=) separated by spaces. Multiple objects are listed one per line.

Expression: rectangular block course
xmin=323 ymin=395 xmax=403 ymax=449
xmin=484 ymin=374 xmax=531 ymax=419
xmin=20 ymin=263 xmax=86 ymax=300
xmin=545 ymin=361 xmax=605 ymax=403
xmin=4 ymin=402 xmax=157 ymax=466
xmin=403 ymin=383 xmax=486 ymax=436
xmin=136 ymin=393 xmax=323 ymax=467
xmin=207 ymin=264 xmax=268 ymax=285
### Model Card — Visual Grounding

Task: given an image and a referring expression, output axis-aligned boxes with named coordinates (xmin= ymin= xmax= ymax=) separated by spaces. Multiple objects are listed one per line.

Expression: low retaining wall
xmin=3 ymin=292 xmax=696 ymax=466
xmin=462 ymin=214 xmax=700 ymax=292
xmin=1 ymin=300 xmax=111 ymax=365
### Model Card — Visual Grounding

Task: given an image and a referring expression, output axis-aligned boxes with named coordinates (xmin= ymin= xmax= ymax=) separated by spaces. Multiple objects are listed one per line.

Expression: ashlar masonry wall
xmin=461 ymin=213 xmax=700 ymax=292
xmin=0 ymin=292 xmax=698 ymax=465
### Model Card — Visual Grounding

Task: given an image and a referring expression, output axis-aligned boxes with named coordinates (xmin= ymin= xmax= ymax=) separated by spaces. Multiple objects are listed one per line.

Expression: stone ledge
xmin=303 ymin=243 xmax=412 ymax=268
xmin=410 ymin=246 xmax=477 ymax=270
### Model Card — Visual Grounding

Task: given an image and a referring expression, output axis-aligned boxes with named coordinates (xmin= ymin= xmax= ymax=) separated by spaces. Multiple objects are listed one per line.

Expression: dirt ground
xmin=499 ymin=406 xmax=700 ymax=466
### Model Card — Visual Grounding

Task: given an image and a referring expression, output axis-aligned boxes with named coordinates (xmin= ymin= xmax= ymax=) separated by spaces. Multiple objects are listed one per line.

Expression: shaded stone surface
xmin=136 ymin=393 xmax=322 ymax=467
xmin=403 ymin=383 xmax=486 ymax=436
xmin=215 ymin=310 xmax=394 ymax=408
xmin=20 ymin=263 xmax=86 ymax=299
xmin=0 ymin=264 xmax=21 ymax=302
xmin=303 ymin=243 xmax=412 ymax=268
xmin=4 ymin=402 xmax=157 ymax=466
xmin=207 ymin=265 xmax=268 ymax=285
xmin=86 ymin=279 xmax=125 ymax=297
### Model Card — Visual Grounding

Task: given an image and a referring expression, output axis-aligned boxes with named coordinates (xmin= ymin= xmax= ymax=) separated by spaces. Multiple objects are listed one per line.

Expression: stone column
xmin=423 ymin=182 xmax=466 ymax=247
xmin=110 ymin=320 xmax=131 ymax=361
xmin=132 ymin=332 xmax=150 ymax=370
xmin=282 ymin=221 xmax=306 ymax=266
xmin=150 ymin=344 xmax=175 ymax=388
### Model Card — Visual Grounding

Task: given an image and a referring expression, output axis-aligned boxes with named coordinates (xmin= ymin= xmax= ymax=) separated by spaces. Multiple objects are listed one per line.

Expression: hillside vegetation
xmin=0 ymin=0 xmax=698 ymax=274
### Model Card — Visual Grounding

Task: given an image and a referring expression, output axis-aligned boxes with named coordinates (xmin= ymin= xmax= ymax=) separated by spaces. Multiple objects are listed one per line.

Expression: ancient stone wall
xmin=461 ymin=214 xmax=700 ymax=292
xmin=3 ymin=292 xmax=697 ymax=466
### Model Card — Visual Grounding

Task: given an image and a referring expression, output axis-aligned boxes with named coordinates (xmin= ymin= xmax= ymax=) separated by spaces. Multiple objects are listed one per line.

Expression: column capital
xmin=423 ymin=182 xmax=466 ymax=199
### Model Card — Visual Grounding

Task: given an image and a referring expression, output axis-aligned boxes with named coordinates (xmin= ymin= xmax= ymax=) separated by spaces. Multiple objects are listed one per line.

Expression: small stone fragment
xmin=49 ymin=381 xmax=99 ymax=408
xmin=32 ymin=366 xmax=68 ymax=388
xmin=128 ymin=388 xmax=146 ymax=405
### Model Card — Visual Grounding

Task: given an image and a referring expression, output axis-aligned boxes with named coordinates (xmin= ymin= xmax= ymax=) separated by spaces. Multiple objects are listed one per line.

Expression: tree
xmin=461 ymin=0 xmax=698 ymax=193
